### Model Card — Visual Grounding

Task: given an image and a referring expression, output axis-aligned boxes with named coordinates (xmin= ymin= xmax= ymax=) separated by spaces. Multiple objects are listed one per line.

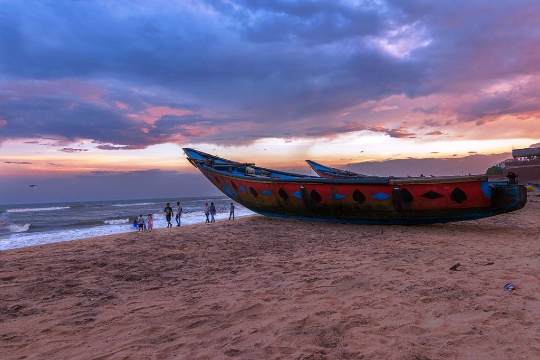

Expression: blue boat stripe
xmin=372 ymin=192 xmax=391 ymax=201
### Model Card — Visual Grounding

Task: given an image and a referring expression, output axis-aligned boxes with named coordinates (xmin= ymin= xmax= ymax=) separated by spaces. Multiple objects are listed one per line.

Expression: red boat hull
xmin=185 ymin=148 xmax=527 ymax=224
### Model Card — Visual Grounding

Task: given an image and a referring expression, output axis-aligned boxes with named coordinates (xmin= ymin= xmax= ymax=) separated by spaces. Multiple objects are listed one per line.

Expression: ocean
xmin=0 ymin=196 xmax=254 ymax=251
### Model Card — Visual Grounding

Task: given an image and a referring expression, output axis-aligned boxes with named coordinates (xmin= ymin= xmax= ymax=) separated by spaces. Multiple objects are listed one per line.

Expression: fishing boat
xmin=184 ymin=148 xmax=527 ymax=225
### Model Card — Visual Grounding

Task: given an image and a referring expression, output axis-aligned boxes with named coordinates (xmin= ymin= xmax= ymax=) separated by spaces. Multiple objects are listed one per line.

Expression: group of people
xmin=134 ymin=213 xmax=153 ymax=232
xmin=164 ymin=201 xmax=183 ymax=228
xmin=204 ymin=202 xmax=235 ymax=223
xmin=133 ymin=200 xmax=236 ymax=232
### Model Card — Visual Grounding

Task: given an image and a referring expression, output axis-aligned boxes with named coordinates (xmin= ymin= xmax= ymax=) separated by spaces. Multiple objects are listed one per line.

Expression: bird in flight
xmin=29 ymin=184 xmax=37 ymax=188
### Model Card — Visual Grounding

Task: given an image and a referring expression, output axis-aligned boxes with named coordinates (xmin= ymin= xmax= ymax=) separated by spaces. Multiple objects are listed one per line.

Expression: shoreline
xmin=0 ymin=208 xmax=255 ymax=251
xmin=0 ymin=214 xmax=257 ymax=253
xmin=1 ymin=196 xmax=539 ymax=359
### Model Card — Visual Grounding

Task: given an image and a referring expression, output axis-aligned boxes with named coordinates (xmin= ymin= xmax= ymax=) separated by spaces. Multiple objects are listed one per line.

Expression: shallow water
xmin=0 ymin=197 xmax=253 ymax=250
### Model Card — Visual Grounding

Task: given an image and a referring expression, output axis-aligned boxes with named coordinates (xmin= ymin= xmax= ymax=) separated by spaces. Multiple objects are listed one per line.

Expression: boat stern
xmin=491 ymin=183 xmax=528 ymax=213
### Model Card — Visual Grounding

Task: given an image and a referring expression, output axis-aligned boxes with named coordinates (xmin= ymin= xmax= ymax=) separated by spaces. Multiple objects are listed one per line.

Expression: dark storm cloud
xmin=0 ymin=95 xmax=164 ymax=148
xmin=211 ymin=0 xmax=386 ymax=44
xmin=387 ymin=0 xmax=540 ymax=92
xmin=1 ymin=0 xmax=540 ymax=147
xmin=0 ymin=1 xmax=423 ymax=114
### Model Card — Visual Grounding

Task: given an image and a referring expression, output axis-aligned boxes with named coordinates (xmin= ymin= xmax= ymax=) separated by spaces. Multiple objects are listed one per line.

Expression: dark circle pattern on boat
xmin=278 ymin=188 xmax=288 ymax=201
xmin=450 ymin=188 xmax=467 ymax=203
xmin=310 ymin=190 xmax=322 ymax=203
xmin=249 ymin=187 xmax=258 ymax=198
xmin=352 ymin=190 xmax=366 ymax=204
xmin=400 ymin=189 xmax=414 ymax=203
xmin=422 ymin=191 xmax=444 ymax=200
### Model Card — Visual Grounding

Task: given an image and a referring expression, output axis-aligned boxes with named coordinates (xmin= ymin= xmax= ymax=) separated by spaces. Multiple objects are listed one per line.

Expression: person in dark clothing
xmin=175 ymin=201 xmax=183 ymax=227
xmin=164 ymin=202 xmax=173 ymax=228
xmin=209 ymin=202 xmax=216 ymax=223
xmin=229 ymin=202 xmax=235 ymax=220
xmin=507 ymin=171 xmax=518 ymax=184
xmin=204 ymin=202 xmax=210 ymax=223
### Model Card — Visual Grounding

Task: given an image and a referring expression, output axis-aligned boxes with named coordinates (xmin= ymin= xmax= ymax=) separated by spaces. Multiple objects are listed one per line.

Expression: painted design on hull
xmin=184 ymin=148 xmax=527 ymax=225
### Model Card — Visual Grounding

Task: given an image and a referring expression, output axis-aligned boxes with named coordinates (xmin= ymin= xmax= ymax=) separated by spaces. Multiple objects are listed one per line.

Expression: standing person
xmin=204 ymin=202 xmax=210 ymax=223
xmin=164 ymin=202 xmax=173 ymax=228
xmin=175 ymin=201 xmax=183 ymax=227
xmin=146 ymin=214 xmax=153 ymax=232
xmin=209 ymin=202 xmax=216 ymax=223
xmin=229 ymin=202 xmax=235 ymax=220
xmin=137 ymin=214 xmax=145 ymax=232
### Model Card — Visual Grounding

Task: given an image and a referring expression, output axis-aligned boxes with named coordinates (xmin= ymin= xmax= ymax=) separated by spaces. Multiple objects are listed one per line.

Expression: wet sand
xmin=1 ymin=195 xmax=540 ymax=360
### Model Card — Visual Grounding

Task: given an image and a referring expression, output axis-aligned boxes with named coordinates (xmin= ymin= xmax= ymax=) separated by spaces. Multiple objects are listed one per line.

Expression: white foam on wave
xmin=0 ymin=208 xmax=255 ymax=251
xmin=104 ymin=218 xmax=130 ymax=225
xmin=111 ymin=202 xmax=156 ymax=207
xmin=8 ymin=223 xmax=31 ymax=233
xmin=6 ymin=206 xmax=70 ymax=213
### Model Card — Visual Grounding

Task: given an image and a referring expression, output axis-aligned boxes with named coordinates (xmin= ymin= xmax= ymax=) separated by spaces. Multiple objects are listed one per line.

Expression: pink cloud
xmin=128 ymin=106 xmax=193 ymax=125
xmin=115 ymin=101 xmax=129 ymax=110
xmin=368 ymin=125 xmax=416 ymax=138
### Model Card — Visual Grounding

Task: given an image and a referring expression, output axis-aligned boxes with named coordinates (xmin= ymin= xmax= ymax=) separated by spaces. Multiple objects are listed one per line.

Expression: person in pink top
xmin=146 ymin=214 xmax=153 ymax=232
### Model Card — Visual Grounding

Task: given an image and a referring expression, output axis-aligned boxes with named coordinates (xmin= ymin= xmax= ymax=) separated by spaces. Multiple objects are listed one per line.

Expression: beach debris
xmin=449 ymin=263 xmax=461 ymax=271
xmin=504 ymin=282 xmax=516 ymax=292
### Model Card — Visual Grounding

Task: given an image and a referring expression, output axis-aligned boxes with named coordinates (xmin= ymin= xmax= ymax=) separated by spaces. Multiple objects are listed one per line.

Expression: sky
xmin=1 ymin=0 xmax=540 ymax=203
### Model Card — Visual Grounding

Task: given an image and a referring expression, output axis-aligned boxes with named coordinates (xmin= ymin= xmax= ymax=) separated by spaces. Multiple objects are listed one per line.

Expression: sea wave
xmin=8 ymin=223 xmax=31 ymax=233
xmin=6 ymin=206 xmax=70 ymax=213
xmin=104 ymin=218 xmax=130 ymax=225
xmin=111 ymin=202 xmax=155 ymax=207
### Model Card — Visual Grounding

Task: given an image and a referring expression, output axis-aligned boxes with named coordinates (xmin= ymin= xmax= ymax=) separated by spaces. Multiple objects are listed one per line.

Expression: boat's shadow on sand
xmin=252 ymin=206 xmax=534 ymax=238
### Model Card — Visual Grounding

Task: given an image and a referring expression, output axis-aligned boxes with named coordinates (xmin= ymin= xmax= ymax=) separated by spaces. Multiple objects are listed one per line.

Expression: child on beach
xmin=146 ymin=214 xmax=153 ymax=232
xmin=175 ymin=201 xmax=183 ymax=227
xmin=137 ymin=214 xmax=145 ymax=232
xmin=204 ymin=202 xmax=210 ymax=223
xmin=209 ymin=202 xmax=216 ymax=223
xmin=229 ymin=202 xmax=235 ymax=220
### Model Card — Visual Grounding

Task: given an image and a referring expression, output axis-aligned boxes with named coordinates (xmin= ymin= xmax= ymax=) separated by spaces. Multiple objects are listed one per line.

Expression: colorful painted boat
xmin=184 ymin=148 xmax=527 ymax=225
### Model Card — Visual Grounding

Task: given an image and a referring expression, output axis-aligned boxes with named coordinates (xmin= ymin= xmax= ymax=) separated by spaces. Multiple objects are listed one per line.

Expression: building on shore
xmin=495 ymin=146 xmax=540 ymax=183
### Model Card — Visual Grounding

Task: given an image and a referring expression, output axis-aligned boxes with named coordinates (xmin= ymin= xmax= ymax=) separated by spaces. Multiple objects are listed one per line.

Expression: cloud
xmin=3 ymin=161 xmax=32 ymax=165
xmin=368 ymin=126 xmax=416 ymax=138
xmin=95 ymin=144 xmax=132 ymax=151
xmin=59 ymin=147 xmax=89 ymax=153
xmin=0 ymin=0 xmax=540 ymax=148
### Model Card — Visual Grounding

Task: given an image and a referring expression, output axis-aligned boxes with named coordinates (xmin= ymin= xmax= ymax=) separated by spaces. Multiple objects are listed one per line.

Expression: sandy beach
xmin=1 ymin=194 xmax=539 ymax=360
